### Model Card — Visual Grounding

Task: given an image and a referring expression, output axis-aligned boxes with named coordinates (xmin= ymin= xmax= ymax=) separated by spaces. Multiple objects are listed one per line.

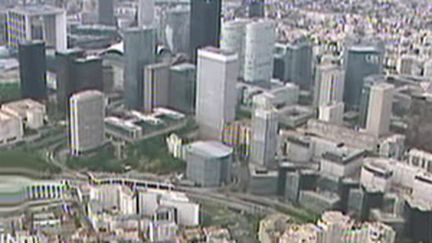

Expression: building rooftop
xmin=170 ymin=63 xmax=196 ymax=71
xmin=2 ymin=99 xmax=45 ymax=116
xmin=188 ymin=141 xmax=233 ymax=158
xmin=199 ymin=46 xmax=237 ymax=58
xmin=70 ymin=90 xmax=104 ymax=100
xmin=9 ymin=5 xmax=64 ymax=16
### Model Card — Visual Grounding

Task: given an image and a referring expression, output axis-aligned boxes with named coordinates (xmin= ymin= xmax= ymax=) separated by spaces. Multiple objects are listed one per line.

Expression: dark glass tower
xmin=189 ymin=0 xmax=221 ymax=62
xmin=343 ymin=44 xmax=384 ymax=110
xmin=244 ymin=0 xmax=265 ymax=18
xmin=18 ymin=40 xmax=47 ymax=100
xmin=98 ymin=0 xmax=115 ymax=26
xmin=56 ymin=50 xmax=103 ymax=113
xmin=124 ymin=27 xmax=156 ymax=110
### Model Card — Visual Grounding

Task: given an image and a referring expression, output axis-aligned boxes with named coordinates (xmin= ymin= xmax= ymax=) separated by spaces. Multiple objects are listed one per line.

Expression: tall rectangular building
xmin=250 ymin=107 xmax=279 ymax=167
xmin=56 ymin=50 xmax=103 ymax=113
xmin=313 ymin=64 xmax=344 ymax=107
xmin=164 ymin=8 xmax=190 ymax=54
xmin=6 ymin=5 xmax=67 ymax=51
xmin=169 ymin=63 xmax=196 ymax=114
xmin=244 ymin=0 xmax=265 ymax=18
xmin=343 ymin=45 xmax=384 ymax=109
xmin=189 ymin=0 xmax=221 ymax=62
xmin=196 ymin=47 xmax=238 ymax=140
xmin=143 ymin=62 xmax=171 ymax=113
xmin=18 ymin=40 xmax=47 ymax=100
xmin=273 ymin=39 xmax=313 ymax=89
xmin=365 ymin=83 xmax=394 ymax=137
xmin=69 ymin=90 xmax=105 ymax=156
xmin=358 ymin=75 xmax=385 ymax=128
xmin=124 ymin=27 xmax=156 ymax=110
xmin=98 ymin=0 xmax=115 ymax=26
xmin=244 ymin=19 xmax=275 ymax=83
xmin=220 ymin=19 xmax=250 ymax=78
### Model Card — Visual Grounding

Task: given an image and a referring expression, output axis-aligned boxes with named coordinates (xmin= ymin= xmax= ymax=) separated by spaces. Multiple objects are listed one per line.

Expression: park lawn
xmin=0 ymin=149 xmax=60 ymax=173
xmin=66 ymin=147 xmax=123 ymax=173
xmin=126 ymin=135 xmax=186 ymax=174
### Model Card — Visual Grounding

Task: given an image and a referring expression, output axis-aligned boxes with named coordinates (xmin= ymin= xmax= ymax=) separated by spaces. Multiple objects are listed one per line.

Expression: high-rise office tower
xmin=365 ymin=83 xmax=394 ymax=137
xmin=6 ymin=5 xmax=67 ymax=51
xmin=56 ymin=50 xmax=104 ymax=113
xmin=244 ymin=19 xmax=275 ymax=83
xmin=189 ymin=0 xmax=222 ymax=62
xmin=143 ymin=62 xmax=171 ymax=113
xmin=169 ymin=63 xmax=196 ymax=114
xmin=98 ymin=0 xmax=115 ymax=26
xmin=18 ymin=40 xmax=47 ymax=100
xmin=244 ymin=0 xmax=265 ymax=18
xmin=273 ymin=38 xmax=313 ymax=89
xmin=220 ymin=19 xmax=250 ymax=78
xmin=69 ymin=90 xmax=105 ymax=156
xmin=319 ymin=102 xmax=344 ymax=125
xmin=313 ymin=64 xmax=345 ymax=107
xmin=164 ymin=7 xmax=190 ymax=54
xmin=138 ymin=0 xmax=155 ymax=27
xmin=196 ymin=47 xmax=238 ymax=140
xmin=358 ymin=75 xmax=385 ymax=128
xmin=250 ymin=101 xmax=278 ymax=167
xmin=124 ymin=27 xmax=156 ymax=110
xmin=343 ymin=44 xmax=384 ymax=110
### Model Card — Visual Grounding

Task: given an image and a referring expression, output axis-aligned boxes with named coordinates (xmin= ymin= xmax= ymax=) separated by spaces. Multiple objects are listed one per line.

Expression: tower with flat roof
xmin=196 ymin=47 xmax=238 ymax=140
xmin=124 ymin=27 xmax=156 ymax=110
xmin=6 ymin=5 xmax=67 ymax=51
xmin=69 ymin=90 xmax=105 ymax=156
xmin=18 ymin=40 xmax=47 ymax=100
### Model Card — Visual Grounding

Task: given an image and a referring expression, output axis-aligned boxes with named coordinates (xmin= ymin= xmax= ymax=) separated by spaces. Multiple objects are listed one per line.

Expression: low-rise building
xmin=2 ymin=99 xmax=46 ymax=130
xmin=0 ymin=110 xmax=23 ymax=146
xmin=185 ymin=141 xmax=233 ymax=187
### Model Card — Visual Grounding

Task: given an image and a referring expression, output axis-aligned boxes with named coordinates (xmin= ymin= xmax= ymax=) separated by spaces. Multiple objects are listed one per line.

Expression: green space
xmin=199 ymin=200 xmax=261 ymax=243
xmin=64 ymin=119 xmax=198 ymax=174
xmin=66 ymin=146 xmax=124 ymax=173
xmin=125 ymin=135 xmax=186 ymax=174
xmin=66 ymin=134 xmax=186 ymax=174
xmin=0 ymin=149 xmax=60 ymax=174
xmin=0 ymin=82 xmax=20 ymax=103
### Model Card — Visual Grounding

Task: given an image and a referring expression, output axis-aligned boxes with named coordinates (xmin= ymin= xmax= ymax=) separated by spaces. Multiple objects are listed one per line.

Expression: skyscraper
xmin=18 ymin=40 xmax=47 ymax=100
xmin=69 ymin=90 xmax=105 ymax=156
xmin=138 ymin=0 xmax=155 ymax=27
xmin=244 ymin=0 xmax=265 ymax=18
xmin=358 ymin=75 xmax=385 ymax=128
xmin=169 ymin=63 xmax=196 ymax=114
xmin=164 ymin=7 xmax=190 ymax=54
xmin=143 ymin=62 xmax=170 ymax=113
xmin=6 ymin=5 xmax=67 ymax=51
xmin=98 ymin=0 xmax=115 ymax=26
xmin=124 ymin=27 xmax=156 ymax=110
xmin=273 ymin=38 xmax=313 ymax=89
xmin=343 ymin=44 xmax=384 ymax=109
xmin=244 ymin=19 xmax=275 ymax=83
xmin=196 ymin=47 xmax=238 ymax=140
xmin=189 ymin=0 xmax=222 ymax=62
xmin=313 ymin=64 xmax=345 ymax=107
xmin=221 ymin=19 xmax=250 ymax=78
xmin=250 ymin=101 xmax=278 ymax=167
xmin=56 ymin=50 xmax=104 ymax=113
xmin=365 ymin=83 xmax=394 ymax=137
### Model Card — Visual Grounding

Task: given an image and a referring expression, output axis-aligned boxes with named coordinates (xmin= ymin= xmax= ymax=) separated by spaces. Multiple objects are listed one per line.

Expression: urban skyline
xmin=0 ymin=0 xmax=430 ymax=242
